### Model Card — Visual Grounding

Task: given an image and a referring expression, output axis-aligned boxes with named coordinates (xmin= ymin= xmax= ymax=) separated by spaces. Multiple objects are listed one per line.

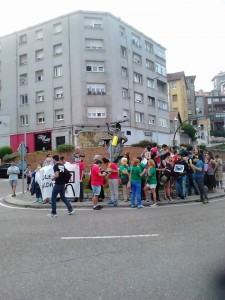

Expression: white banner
xmin=38 ymin=165 xmax=55 ymax=200
xmin=64 ymin=162 xmax=80 ymax=198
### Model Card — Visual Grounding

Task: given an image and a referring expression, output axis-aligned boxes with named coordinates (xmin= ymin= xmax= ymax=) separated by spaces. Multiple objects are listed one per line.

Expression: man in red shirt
xmin=151 ymin=143 xmax=160 ymax=167
xmin=102 ymin=158 xmax=119 ymax=206
xmin=91 ymin=160 xmax=107 ymax=210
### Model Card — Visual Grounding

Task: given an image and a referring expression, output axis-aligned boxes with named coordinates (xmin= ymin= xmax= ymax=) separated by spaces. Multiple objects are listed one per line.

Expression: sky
xmin=1 ymin=0 xmax=224 ymax=91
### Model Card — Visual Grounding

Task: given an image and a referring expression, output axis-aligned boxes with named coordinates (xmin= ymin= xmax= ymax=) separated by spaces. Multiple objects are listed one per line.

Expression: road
xmin=0 ymin=178 xmax=225 ymax=300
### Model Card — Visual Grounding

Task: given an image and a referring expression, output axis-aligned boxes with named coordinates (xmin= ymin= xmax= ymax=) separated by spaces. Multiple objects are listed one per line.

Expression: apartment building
xmin=167 ymin=71 xmax=189 ymax=123
xmin=0 ymin=11 xmax=169 ymax=152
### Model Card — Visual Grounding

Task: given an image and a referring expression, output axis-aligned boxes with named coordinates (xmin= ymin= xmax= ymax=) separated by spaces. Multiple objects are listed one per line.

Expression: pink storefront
xmin=10 ymin=131 xmax=52 ymax=153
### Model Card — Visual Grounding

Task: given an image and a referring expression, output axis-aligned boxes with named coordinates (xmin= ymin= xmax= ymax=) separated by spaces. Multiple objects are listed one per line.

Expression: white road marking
xmin=61 ymin=234 xmax=159 ymax=240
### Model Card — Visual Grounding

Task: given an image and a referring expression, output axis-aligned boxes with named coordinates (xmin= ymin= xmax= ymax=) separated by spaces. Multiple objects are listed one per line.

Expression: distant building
xmin=0 ymin=10 xmax=170 ymax=151
xmin=167 ymin=71 xmax=188 ymax=123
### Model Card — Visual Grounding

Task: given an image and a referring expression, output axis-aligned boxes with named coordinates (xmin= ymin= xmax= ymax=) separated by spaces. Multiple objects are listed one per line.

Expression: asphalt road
xmin=1 ymin=179 xmax=225 ymax=300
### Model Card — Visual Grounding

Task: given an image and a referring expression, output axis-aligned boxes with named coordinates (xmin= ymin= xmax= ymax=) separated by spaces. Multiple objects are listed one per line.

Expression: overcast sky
xmin=1 ymin=0 xmax=224 ymax=91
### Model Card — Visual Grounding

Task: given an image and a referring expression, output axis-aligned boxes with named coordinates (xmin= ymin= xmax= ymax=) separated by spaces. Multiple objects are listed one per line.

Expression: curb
xmin=2 ymin=192 xmax=225 ymax=209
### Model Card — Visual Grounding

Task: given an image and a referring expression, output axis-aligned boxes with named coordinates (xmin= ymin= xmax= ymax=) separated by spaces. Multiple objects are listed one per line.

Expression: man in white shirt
xmin=7 ymin=161 xmax=20 ymax=197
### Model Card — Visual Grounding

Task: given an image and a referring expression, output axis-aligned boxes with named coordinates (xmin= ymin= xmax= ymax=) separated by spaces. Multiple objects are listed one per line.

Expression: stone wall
xmin=15 ymin=146 xmax=144 ymax=172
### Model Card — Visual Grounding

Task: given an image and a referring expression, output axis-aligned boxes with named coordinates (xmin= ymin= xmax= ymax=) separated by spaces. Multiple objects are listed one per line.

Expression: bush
xmin=199 ymin=144 xmax=207 ymax=151
xmin=57 ymin=144 xmax=75 ymax=153
xmin=0 ymin=146 xmax=13 ymax=159
xmin=3 ymin=152 xmax=20 ymax=162
xmin=130 ymin=140 xmax=154 ymax=147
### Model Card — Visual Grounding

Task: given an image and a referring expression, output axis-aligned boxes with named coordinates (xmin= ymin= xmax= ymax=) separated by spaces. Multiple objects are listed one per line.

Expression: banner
xmin=38 ymin=165 xmax=55 ymax=200
xmin=64 ymin=162 xmax=80 ymax=198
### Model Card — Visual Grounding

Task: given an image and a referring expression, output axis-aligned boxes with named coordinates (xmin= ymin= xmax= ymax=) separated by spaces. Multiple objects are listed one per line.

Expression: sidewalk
xmin=3 ymin=188 xmax=225 ymax=209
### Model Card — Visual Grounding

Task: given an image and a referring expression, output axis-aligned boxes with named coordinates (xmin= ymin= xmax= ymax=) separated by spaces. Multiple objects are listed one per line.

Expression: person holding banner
xmin=47 ymin=155 xmax=74 ymax=217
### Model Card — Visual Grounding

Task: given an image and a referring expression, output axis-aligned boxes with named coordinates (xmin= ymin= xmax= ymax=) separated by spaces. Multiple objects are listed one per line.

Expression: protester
xmin=161 ymin=153 xmax=174 ymax=201
xmin=7 ymin=161 xmax=20 ymax=197
xmin=90 ymin=159 xmax=107 ymax=210
xmin=130 ymin=158 xmax=145 ymax=208
xmin=24 ymin=164 xmax=32 ymax=191
xmin=151 ymin=143 xmax=160 ymax=167
xmin=214 ymin=154 xmax=223 ymax=189
xmin=47 ymin=155 xmax=74 ymax=217
xmin=190 ymin=155 xmax=209 ymax=204
xmin=184 ymin=148 xmax=199 ymax=196
xmin=174 ymin=153 xmax=188 ymax=199
xmin=143 ymin=159 xmax=158 ymax=207
xmin=93 ymin=155 xmax=105 ymax=201
xmin=204 ymin=151 xmax=217 ymax=193
xmin=31 ymin=163 xmax=43 ymax=203
xmin=119 ymin=157 xmax=130 ymax=202
xmin=102 ymin=157 xmax=119 ymax=206
xmin=43 ymin=154 xmax=54 ymax=166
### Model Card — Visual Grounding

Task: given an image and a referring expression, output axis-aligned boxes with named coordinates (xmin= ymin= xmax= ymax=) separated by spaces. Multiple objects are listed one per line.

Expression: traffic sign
xmin=18 ymin=159 xmax=28 ymax=171
xmin=18 ymin=142 xmax=27 ymax=157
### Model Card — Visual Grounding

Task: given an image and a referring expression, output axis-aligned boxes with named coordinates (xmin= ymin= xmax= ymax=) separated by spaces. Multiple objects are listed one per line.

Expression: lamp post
xmin=172 ymin=119 xmax=189 ymax=147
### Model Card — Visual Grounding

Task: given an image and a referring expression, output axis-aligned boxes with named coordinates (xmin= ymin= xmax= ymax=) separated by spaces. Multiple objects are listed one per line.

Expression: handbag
xmin=121 ymin=176 xmax=129 ymax=185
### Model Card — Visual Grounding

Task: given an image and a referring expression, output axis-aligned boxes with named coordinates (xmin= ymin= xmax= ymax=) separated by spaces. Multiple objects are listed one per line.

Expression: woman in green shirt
xmin=130 ymin=158 xmax=145 ymax=208
xmin=143 ymin=159 xmax=158 ymax=207
xmin=119 ymin=157 xmax=130 ymax=202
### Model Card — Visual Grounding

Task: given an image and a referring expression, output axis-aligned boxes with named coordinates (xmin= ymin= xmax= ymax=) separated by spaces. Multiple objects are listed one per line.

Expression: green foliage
xmin=210 ymin=130 xmax=225 ymax=137
xmin=130 ymin=140 xmax=154 ymax=147
xmin=0 ymin=146 xmax=13 ymax=159
xmin=199 ymin=144 xmax=207 ymax=151
xmin=57 ymin=144 xmax=75 ymax=153
xmin=181 ymin=124 xmax=197 ymax=141
xmin=3 ymin=152 xmax=20 ymax=161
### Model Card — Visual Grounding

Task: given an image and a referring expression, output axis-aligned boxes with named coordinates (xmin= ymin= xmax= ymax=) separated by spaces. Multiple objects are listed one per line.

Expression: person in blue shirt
xmin=189 ymin=155 xmax=209 ymax=204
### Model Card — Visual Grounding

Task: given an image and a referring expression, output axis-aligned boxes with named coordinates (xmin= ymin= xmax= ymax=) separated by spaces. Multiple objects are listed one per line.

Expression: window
xmin=158 ymin=118 xmax=168 ymax=128
xmin=20 ymin=115 xmax=28 ymax=126
xmin=19 ymin=54 xmax=27 ymax=65
xmin=20 ymin=94 xmax=28 ymax=105
xmin=146 ymin=59 xmax=154 ymax=70
xmin=157 ymin=81 xmax=167 ymax=93
xmin=53 ymin=44 xmax=62 ymax=56
xmin=87 ymin=84 xmax=105 ymax=95
xmin=55 ymin=109 xmax=64 ymax=121
xmin=84 ymin=17 xmax=103 ymax=29
xmin=121 ymin=46 xmax=127 ymax=57
xmin=155 ymin=62 xmax=166 ymax=76
xmin=56 ymin=136 xmax=65 ymax=147
xmin=147 ymin=78 xmax=154 ymax=88
xmin=36 ymin=91 xmax=44 ymax=102
xmin=37 ymin=112 xmax=45 ymax=124
xmin=36 ymin=70 xmax=43 ymax=81
xmin=36 ymin=29 xmax=43 ymax=40
xmin=54 ymin=87 xmax=63 ymax=99
xmin=132 ymin=34 xmax=141 ymax=48
xmin=121 ymin=67 xmax=128 ymax=78
xmin=148 ymin=96 xmax=155 ymax=106
xmin=134 ymin=92 xmax=143 ymax=103
xmin=53 ymin=23 xmax=62 ymax=34
xmin=135 ymin=112 xmax=144 ymax=123
xmin=122 ymin=88 xmax=129 ymax=99
xmin=134 ymin=72 xmax=142 ymax=84
xmin=172 ymin=95 xmax=178 ymax=102
xmin=54 ymin=65 xmax=62 ymax=77
xmin=85 ymin=39 xmax=103 ymax=50
xmin=158 ymin=100 xmax=169 ymax=110
xmin=19 ymin=74 xmax=27 ymax=85
xmin=154 ymin=45 xmax=165 ymax=59
xmin=19 ymin=34 xmax=27 ymax=45
xmin=133 ymin=52 xmax=142 ymax=64
xmin=87 ymin=107 xmax=106 ymax=118
xmin=123 ymin=110 xmax=129 ymax=119
xmin=35 ymin=49 xmax=44 ymax=61
xmin=145 ymin=41 xmax=153 ymax=52
xmin=119 ymin=26 xmax=126 ymax=37
xmin=86 ymin=61 xmax=104 ymax=72
xmin=172 ymin=82 xmax=176 ymax=88
xmin=148 ymin=115 xmax=156 ymax=125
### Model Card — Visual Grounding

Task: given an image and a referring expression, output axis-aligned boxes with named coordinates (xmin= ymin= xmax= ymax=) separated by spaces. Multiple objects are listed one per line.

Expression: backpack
xmin=64 ymin=168 xmax=72 ymax=184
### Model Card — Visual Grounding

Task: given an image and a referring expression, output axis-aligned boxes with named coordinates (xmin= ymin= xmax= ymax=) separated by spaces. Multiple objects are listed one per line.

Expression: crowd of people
xmin=89 ymin=143 xmax=224 ymax=210
xmin=6 ymin=143 xmax=224 ymax=213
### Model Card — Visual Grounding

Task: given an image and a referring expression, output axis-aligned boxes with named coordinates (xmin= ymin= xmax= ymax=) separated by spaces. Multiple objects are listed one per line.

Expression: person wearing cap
xmin=43 ymin=154 xmax=54 ymax=167
xmin=90 ymin=159 xmax=107 ymax=210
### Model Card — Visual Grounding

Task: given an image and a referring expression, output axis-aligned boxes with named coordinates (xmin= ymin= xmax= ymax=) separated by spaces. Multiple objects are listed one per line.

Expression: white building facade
xmin=0 ymin=11 xmax=170 ymax=152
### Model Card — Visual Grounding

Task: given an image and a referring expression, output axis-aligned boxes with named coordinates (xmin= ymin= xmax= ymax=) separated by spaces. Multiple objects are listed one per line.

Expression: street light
xmin=172 ymin=119 xmax=189 ymax=147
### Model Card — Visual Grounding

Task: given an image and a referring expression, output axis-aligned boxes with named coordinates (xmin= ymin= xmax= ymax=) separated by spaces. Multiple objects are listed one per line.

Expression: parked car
xmin=0 ymin=163 xmax=23 ymax=178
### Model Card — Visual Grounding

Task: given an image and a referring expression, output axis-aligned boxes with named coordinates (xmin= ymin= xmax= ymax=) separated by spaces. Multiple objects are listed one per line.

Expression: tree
xmin=181 ymin=124 xmax=197 ymax=141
